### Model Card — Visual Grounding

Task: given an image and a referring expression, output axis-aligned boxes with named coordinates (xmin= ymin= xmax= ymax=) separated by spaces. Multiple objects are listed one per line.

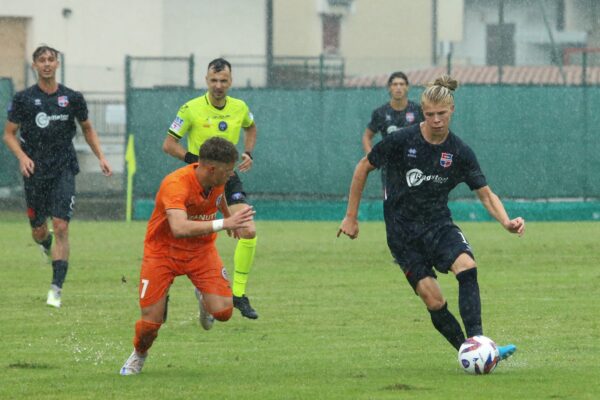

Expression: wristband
xmin=243 ymin=151 xmax=253 ymax=160
xmin=212 ymin=219 xmax=224 ymax=232
xmin=184 ymin=152 xmax=199 ymax=164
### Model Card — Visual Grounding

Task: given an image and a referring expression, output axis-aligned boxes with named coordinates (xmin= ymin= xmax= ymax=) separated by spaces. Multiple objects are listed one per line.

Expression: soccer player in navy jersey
xmin=338 ymin=75 xmax=524 ymax=362
xmin=3 ymin=45 xmax=112 ymax=308
xmin=362 ymin=71 xmax=424 ymax=190
xmin=362 ymin=71 xmax=424 ymax=154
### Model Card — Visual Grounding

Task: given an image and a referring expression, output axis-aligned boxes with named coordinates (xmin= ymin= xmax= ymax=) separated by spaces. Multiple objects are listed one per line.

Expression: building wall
xmin=0 ymin=0 xmax=266 ymax=93
xmin=453 ymin=0 xmax=588 ymax=66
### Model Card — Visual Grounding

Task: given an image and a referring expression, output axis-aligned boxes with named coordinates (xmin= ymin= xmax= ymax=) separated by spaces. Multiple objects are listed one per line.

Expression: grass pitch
xmin=0 ymin=217 xmax=599 ymax=399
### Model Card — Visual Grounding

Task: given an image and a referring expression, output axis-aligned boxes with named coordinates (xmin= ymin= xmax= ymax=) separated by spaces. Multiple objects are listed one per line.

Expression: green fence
xmin=0 ymin=78 xmax=18 ymax=188
xmin=127 ymin=85 xmax=600 ymax=220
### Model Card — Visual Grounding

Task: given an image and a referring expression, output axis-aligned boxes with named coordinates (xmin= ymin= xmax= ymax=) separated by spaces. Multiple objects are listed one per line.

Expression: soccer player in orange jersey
xmin=120 ymin=137 xmax=255 ymax=375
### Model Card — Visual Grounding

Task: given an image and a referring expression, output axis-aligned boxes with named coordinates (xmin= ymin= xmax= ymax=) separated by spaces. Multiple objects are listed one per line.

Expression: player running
xmin=338 ymin=75 xmax=524 ymax=363
xmin=120 ymin=137 xmax=255 ymax=375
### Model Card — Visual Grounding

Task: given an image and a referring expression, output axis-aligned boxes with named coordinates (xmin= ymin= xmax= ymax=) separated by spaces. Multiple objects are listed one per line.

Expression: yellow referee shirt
xmin=168 ymin=92 xmax=254 ymax=155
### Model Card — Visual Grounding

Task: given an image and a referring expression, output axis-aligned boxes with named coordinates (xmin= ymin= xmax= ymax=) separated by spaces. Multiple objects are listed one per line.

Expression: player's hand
xmin=337 ymin=216 xmax=359 ymax=239
xmin=18 ymin=156 xmax=35 ymax=177
xmin=504 ymin=217 xmax=525 ymax=236
xmin=224 ymin=205 xmax=255 ymax=231
xmin=226 ymin=228 xmax=242 ymax=239
xmin=99 ymin=158 xmax=113 ymax=176
xmin=238 ymin=152 xmax=253 ymax=173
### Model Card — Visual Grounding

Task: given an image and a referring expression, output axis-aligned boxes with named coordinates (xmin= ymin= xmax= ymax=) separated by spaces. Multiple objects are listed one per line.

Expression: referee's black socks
xmin=456 ymin=268 xmax=483 ymax=338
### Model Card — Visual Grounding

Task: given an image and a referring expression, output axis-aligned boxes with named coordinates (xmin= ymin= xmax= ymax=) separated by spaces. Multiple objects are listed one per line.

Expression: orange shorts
xmin=138 ymin=245 xmax=231 ymax=308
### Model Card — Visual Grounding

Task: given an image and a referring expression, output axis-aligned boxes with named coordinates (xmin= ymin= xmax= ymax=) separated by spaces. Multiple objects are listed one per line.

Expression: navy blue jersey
xmin=367 ymin=100 xmax=424 ymax=138
xmin=7 ymin=84 xmax=88 ymax=178
xmin=368 ymin=124 xmax=487 ymax=223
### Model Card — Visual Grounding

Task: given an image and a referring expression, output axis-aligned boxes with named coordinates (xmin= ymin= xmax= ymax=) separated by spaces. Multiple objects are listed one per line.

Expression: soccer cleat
xmin=194 ymin=288 xmax=214 ymax=330
xmin=233 ymin=295 xmax=258 ymax=319
xmin=46 ymin=285 xmax=61 ymax=308
xmin=497 ymin=344 xmax=517 ymax=360
xmin=119 ymin=350 xmax=147 ymax=375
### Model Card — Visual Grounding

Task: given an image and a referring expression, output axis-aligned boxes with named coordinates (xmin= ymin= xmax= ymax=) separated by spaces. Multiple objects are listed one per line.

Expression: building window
xmin=322 ymin=14 xmax=341 ymax=54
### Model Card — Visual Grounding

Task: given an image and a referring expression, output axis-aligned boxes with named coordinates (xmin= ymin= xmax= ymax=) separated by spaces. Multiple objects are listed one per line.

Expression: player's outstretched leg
xmin=195 ymin=288 xmax=215 ymax=330
xmin=497 ymin=344 xmax=517 ymax=360
xmin=120 ymin=350 xmax=147 ymax=376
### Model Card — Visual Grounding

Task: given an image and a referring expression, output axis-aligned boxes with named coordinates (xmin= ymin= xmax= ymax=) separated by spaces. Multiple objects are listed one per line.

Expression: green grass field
xmin=1 ymin=217 xmax=599 ymax=399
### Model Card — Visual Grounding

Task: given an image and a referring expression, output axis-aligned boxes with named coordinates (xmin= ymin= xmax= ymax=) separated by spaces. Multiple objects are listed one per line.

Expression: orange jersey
xmin=144 ymin=164 xmax=226 ymax=255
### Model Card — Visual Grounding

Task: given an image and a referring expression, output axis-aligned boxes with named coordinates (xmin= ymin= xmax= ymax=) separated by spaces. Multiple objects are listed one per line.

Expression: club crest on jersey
xmin=405 ymin=112 xmax=415 ymax=123
xmin=440 ymin=152 xmax=453 ymax=168
xmin=385 ymin=114 xmax=391 ymax=121
xmin=58 ymin=96 xmax=69 ymax=107
xmin=218 ymin=121 xmax=228 ymax=131
xmin=216 ymin=194 xmax=224 ymax=207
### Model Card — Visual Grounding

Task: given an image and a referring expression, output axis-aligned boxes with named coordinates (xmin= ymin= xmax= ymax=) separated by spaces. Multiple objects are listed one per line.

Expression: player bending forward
xmin=120 ymin=137 xmax=254 ymax=375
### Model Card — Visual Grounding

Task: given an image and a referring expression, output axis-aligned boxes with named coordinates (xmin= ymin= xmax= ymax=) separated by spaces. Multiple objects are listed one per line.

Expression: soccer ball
xmin=458 ymin=335 xmax=499 ymax=375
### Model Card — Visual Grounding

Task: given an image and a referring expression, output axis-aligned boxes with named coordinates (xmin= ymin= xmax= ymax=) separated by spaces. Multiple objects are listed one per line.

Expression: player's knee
xmin=52 ymin=219 xmax=69 ymax=237
xmin=212 ymin=306 xmax=233 ymax=321
xmin=424 ymin=297 xmax=446 ymax=311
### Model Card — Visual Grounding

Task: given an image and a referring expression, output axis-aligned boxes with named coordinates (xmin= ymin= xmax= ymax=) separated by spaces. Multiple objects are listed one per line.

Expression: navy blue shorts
xmin=24 ymin=169 xmax=76 ymax=227
xmin=225 ymin=171 xmax=248 ymax=205
xmin=386 ymin=219 xmax=474 ymax=291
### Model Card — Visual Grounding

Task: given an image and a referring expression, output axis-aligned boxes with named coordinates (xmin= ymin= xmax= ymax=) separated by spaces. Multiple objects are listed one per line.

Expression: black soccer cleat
xmin=233 ymin=295 xmax=258 ymax=319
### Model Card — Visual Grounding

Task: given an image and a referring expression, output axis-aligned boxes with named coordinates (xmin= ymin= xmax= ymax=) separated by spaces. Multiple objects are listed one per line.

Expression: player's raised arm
xmin=337 ymin=156 xmax=376 ymax=239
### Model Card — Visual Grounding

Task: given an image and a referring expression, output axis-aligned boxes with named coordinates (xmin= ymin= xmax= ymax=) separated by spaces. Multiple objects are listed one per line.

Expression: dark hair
xmin=207 ymin=58 xmax=232 ymax=73
xmin=387 ymin=71 xmax=409 ymax=86
xmin=32 ymin=45 xmax=60 ymax=62
xmin=199 ymin=137 xmax=238 ymax=164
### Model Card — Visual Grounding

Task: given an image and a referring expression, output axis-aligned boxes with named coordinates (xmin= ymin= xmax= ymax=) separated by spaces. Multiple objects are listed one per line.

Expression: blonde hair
xmin=421 ymin=75 xmax=458 ymax=108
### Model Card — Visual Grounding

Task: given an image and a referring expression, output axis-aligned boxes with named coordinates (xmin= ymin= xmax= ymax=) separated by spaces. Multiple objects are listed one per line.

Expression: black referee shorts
xmin=387 ymin=220 xmax=474 ymax=291
xmin=24 ymin=169 xmax=76 ymax=227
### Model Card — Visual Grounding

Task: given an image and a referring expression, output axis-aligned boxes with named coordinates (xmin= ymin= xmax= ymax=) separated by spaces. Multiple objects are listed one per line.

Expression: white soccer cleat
xmin=119 ymin=350 xmax=147 ymax=376
xmin=46 ymin=285 xmax=61 ymax=308
xmin=194 ymin=288 xmax=214 ymax=330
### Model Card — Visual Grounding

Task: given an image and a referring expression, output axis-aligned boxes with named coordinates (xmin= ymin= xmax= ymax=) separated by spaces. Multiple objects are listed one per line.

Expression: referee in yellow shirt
xmin=162 ymin=58 xmax=258 ymax=319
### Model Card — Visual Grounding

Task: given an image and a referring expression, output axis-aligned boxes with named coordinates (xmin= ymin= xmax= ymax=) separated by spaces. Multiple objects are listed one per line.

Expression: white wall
xmin=0 ymin=0 xmax=266 ymax=93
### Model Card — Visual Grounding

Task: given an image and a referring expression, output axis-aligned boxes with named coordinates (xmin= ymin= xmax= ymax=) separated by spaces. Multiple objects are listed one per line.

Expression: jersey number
xmin=140 ymin=279 xmax=150 ymax=299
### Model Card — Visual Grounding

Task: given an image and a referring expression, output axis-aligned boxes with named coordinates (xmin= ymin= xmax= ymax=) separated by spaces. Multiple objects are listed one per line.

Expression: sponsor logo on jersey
xmin=218 ymin=121 xmax=228 ymax=131
xmin=58 ymin=96 xmax=69 ymax=107
xmin=406 ymin=168 xmax=448 ymax=187
xmin=405 ymin=112 xmax=415 ymax=123
xmin=440 ymin=152 xmax=453 ymax=168
xmin=35 ymin=112 xmax=68 ymax=128
xmin=408 ymin=148 xmax=417 ymax=158
xmin=34 ymin=99 xmax=42 ymax=106
xmin=386 ymin=125 xmax=398 ymax=134
xmin=170 ymin=116 xmax=184 ymax=132
xmin=188 ymin=212 xmax=217 ymax=221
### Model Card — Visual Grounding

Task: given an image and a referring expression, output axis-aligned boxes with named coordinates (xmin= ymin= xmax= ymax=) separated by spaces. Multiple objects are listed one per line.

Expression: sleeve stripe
xmin=168 ymin=130 xmax=182 ymax=139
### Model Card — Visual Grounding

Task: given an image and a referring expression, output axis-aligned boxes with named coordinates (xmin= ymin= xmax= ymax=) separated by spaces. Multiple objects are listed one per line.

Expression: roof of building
xmin=344 ymin=65 xmax=600 ymax=87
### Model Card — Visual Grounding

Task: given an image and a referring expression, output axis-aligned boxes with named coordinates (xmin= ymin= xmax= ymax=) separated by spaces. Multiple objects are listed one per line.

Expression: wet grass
xmin=0 ymin=218 xmax=598 ymax=399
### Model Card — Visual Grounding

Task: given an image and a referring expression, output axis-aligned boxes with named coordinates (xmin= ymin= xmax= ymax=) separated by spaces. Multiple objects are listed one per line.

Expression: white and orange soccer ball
xmin=458 ymin=335 xmax=500 ymax=375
